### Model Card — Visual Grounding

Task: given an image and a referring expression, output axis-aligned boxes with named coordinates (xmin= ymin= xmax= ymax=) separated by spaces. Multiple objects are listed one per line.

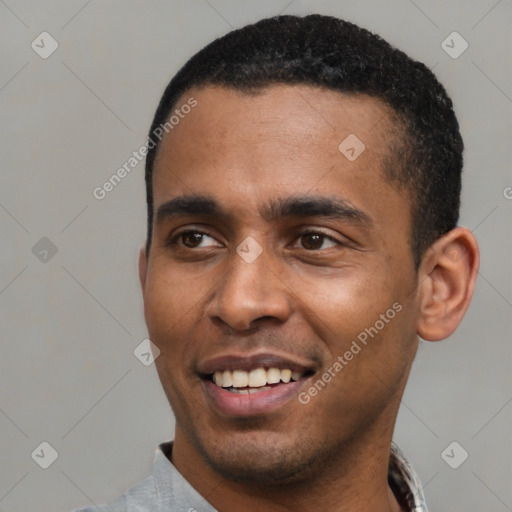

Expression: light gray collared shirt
xmin=75 ymin=441 xmax=429 ymax=512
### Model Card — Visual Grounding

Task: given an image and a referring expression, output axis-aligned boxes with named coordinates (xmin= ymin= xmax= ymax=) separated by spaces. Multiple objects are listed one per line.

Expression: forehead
xmin=157 ymin=85 xmax=394 ymax=158
xmin=151 ymin=84 xmax=408 ymax=226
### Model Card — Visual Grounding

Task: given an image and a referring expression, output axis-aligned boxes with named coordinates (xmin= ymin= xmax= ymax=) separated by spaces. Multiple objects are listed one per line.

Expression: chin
xmin=194 ymin=431 xmax=323 ymax=485
xmin=206 ymin=451 xmax=313 ymax=485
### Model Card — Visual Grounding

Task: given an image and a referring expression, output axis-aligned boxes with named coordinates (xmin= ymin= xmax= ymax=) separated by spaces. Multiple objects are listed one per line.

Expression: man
xmin=77 ymin=14 xmax=479 ymax=512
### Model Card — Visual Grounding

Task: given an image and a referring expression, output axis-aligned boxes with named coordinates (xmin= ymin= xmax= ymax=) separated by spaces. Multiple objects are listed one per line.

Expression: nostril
xmin=209 ymin=315 xmax=259 ymax=334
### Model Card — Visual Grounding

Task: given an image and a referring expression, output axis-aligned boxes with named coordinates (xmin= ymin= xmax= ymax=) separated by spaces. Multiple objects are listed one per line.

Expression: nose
xmin=206 ymin=247 xmax=293 ymax=332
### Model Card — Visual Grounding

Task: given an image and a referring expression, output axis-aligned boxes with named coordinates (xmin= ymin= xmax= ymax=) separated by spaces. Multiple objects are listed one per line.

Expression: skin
xmin=139 ymin=85 xmax=479 ymax=511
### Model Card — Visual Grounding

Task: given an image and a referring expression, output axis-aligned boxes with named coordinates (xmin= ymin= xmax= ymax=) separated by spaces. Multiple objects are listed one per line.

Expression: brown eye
xmin=301 ymin=233 xmax=324 ymax=250
xmin=173 ymin=230 xmax=222 ymax=249
xmin=296 ymin=231 xmax=339 ymax=251
xmin=181 ymin=232 xmax=205 ymax=248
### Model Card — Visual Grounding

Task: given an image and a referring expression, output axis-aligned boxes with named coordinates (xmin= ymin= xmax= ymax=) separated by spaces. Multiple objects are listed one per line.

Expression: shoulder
xmin=72 ymin=441 xmax=210 ymax=512
xmin=73 ymin=475 xmax=155 ymax=512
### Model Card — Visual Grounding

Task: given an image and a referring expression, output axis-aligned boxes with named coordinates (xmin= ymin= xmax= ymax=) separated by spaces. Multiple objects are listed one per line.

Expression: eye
xmin=172 ymin=230 xmax=222 ymax=249
xmin=294 ymin=231 xmax=339 ymax=250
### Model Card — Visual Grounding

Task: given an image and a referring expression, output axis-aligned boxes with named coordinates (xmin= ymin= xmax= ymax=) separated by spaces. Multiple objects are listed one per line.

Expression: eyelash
xmin=168 ymin=229 xmax=342 ymax=251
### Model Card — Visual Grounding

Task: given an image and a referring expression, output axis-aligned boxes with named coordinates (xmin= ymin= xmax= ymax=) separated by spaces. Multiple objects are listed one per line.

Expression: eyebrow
xmin=156 ymin=196 xmax=222 ymax=224
xmin=155 ymin=194 xmax=372 ymax=226
xmin=260 ymin=196 xmax=372 ymax=225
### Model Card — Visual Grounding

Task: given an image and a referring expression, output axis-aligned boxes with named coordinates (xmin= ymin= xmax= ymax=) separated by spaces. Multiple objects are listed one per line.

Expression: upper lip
xmin=197 ymin=351 xmax=318 ymax=376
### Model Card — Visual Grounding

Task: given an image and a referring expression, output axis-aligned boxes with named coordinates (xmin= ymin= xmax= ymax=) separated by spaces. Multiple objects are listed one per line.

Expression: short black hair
xmin=145 ymin=14 xmax=463 ymax=267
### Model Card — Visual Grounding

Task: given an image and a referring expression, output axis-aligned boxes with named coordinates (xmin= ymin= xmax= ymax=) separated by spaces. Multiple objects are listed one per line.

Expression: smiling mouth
xmin=207 ymin=367 xmax=313 ymax=394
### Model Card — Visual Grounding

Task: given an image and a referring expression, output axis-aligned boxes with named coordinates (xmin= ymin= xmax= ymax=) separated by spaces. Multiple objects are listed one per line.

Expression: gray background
xmin=1 ymin=1 xmax=511 ymax=511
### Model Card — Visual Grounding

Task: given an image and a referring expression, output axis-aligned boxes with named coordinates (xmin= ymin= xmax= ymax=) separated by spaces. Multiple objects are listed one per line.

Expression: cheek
xmin=291 ymin=266 xmax=416 ymax=391
xmin=143 ymin=263 xmax=222 ymax=384
xmin=289 ymin=265 xmax=398 ymax=337
xmin=304 ymin=306 xmax=415 ymax=427
xmin=144 ymin=258 xmax=204 ymax=322
xmin=144 ymin=276 xmax=201 ymax=408
xmin=143 ymin=269 xmax=196 ymax=352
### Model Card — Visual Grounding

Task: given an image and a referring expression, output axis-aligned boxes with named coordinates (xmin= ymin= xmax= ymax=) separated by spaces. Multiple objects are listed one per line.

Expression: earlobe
xmin=417 ymin=227 xmax=479 ymax=341
xmin=138 ymin=246 xmax=148 ymax=292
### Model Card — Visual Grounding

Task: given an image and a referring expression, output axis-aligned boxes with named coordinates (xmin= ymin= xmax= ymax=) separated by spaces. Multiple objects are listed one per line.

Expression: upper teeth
xmin=213 ymin=368 xmax=302 ymax=388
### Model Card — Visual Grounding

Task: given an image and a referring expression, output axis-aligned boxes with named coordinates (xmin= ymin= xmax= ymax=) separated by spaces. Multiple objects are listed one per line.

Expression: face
xmin=140 ymin=85 xmax=422 ymax=483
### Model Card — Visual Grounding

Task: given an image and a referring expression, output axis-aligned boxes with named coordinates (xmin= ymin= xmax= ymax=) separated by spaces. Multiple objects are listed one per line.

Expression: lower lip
xmin=203 ymin=379 xmax=304 ymax=417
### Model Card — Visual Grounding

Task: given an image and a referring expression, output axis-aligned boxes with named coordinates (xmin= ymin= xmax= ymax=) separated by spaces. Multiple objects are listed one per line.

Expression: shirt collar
xmin=388 ymin=442 xmax=430 ymax=512
xmin=153 ymin=442 xmax=216 ymax=512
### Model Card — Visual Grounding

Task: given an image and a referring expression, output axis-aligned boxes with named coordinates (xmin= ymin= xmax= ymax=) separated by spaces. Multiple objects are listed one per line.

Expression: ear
xmin=138 ymin=245 xmax=148 ymax=292
xmin=417 ymin=227 xmax=479 ymax=341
